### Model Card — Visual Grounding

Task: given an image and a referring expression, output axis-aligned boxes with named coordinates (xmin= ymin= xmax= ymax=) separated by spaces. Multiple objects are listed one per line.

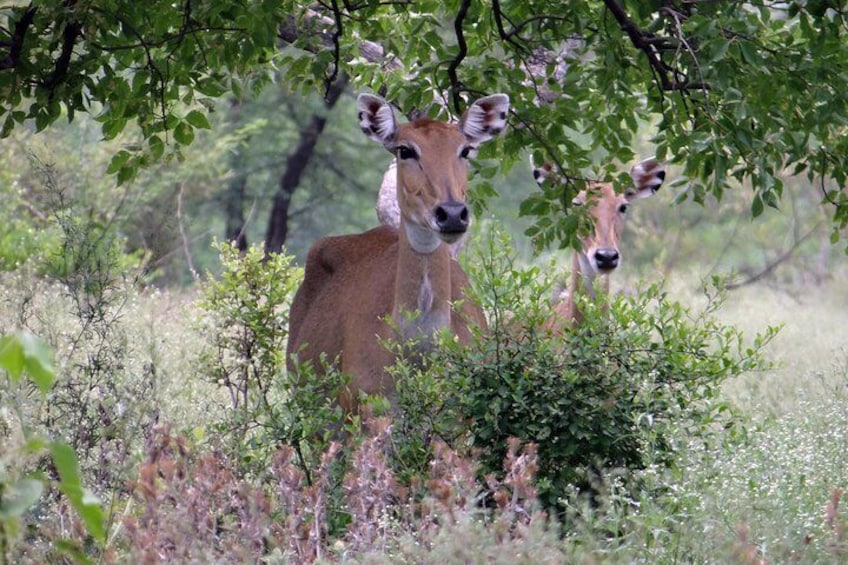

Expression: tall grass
xmin=715 ymin=276 xmax=848 ymax=416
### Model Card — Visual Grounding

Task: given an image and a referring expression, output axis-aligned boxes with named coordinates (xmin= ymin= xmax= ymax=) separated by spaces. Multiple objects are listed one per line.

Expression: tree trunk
xmin=264 ymin=74 xmax=349 ymax=256
xmin=223 ymin=98 xmax=249 ymax=252
xmin=224 ymin=173 xmax=249 ymax=253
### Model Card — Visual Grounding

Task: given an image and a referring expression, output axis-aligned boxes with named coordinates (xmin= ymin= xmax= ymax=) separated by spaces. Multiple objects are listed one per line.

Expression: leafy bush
xmin=197 ymin=241 xmax=346 ymax=477
xmin=394 ymin=227 xmax=778 ymax=513
xmin=0 ymin=160 xmax=158 ymax=494
xmin=0 ymin=331 xmax=106 ymax=563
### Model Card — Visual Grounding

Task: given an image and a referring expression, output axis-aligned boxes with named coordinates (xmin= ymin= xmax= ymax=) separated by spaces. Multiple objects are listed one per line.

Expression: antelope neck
xmin=574 ymin=250 xmax=598 ymax=299
xmin=394 ymin=221 xmax=452 ymax=341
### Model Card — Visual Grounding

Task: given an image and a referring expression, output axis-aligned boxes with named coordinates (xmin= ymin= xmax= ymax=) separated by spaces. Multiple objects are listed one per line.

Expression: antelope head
xmin=532 ymin=156 xmax=666 ymax=278
xmin=358 ymin=93 xmax=510 ymax=253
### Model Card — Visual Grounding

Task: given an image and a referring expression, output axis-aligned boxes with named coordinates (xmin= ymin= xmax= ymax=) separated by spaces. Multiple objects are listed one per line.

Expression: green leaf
xmin=101 ymin=117 xmax=126 ymax=140
xmin=18 ymin=332 xmax=55 ymax=393
xmin=0 ymin=478 xmax=44 ymax=519
xmin=34 ymin=110 xmax=53 ymax=131
xmin=106 ymin=150 xmax=131 ymax=174
xmin=1 ymin=114 xmax=15 ymax=137
xmin=148 ymin=134 xmax=165 ymax=160
xmin=117 ymin=163 xmax=137 ymax=186
xmin=53 ymin=540 xmax=94 ymax=564
xmin=0 ymin=331 xmax=53 ymax=391
xmin=185 ymin=109 xmax=211 ymax=129
xmin=0 ymin=334 xmax=25 ymax=381
xmin=174 ymin=121 xmax=195 ymax=145
xmin=49 ymin=441 xmax=107 ymax=544
xmin=751 ymin=193 xmax=764 ymax=217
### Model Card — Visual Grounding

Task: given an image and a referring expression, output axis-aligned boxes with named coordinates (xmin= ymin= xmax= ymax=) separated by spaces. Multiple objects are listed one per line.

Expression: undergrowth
xmin=391 ymin=227 xmax=778 ymax=515
xmin=0 ymin=224 xmax=845 ymax=563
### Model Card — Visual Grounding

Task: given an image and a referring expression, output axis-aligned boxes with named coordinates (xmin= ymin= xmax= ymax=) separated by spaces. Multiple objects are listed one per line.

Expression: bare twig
xmin=491 ymin=0 xmax=527 ymax=52
xmin=603 ymin=0 xmax=710 ymax=93
xmin=725 ymin=223 xmax=823 ymax=290
xmin=176 ymin=182 xmax=198 ymax=280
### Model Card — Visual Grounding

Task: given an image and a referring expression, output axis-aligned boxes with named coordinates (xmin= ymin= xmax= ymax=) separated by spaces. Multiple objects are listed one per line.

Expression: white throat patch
xmin=577 ymin=251 xmax=598 ymax=297
xmin=404 ymin=222 xmax=442 ymax=254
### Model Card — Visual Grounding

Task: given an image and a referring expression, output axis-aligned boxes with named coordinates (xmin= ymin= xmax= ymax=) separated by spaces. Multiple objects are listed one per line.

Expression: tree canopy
xmin=2 ymin=0 xmax=847 ymax=251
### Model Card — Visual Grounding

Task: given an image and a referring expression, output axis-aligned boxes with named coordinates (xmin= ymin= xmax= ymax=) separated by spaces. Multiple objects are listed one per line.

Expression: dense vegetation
xmin=1 ymin=219 xmax=845 ymax=562
xmin=2 ymin=1 xmax=848 ymax=252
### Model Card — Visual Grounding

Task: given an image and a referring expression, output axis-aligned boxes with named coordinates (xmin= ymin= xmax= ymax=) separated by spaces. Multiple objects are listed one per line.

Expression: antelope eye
xmin=397 ymin=146 xmax=417 ymax=160
xmin=618 ymin=203 xmax=629 ymax=214
xmin=571 ymin=198 xmax=583 ymax=207
xmin=459 ymin=146 xmax=476 ymax=159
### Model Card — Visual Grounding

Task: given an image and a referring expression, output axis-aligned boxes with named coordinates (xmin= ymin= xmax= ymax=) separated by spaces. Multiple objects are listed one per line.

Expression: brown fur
xmin=287 ymin=92 xmax=508 ymax=415
xmin=287 ymin=225 xmax=484 ymax=413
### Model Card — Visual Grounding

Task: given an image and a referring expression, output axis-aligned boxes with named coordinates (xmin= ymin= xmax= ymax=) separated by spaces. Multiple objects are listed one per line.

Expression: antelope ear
xmin=459 ymin=93 xmax=510 ymax=145
xmin=357 ymin=93 xmax=398 ymax=146
xmin=529 ymin=154 xmax=555 ymax=186
xmin=626 ymin=157 xmax=666 ymax=201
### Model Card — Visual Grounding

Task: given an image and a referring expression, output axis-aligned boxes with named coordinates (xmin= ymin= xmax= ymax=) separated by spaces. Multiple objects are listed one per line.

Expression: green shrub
xmin=197 ymin=241 xmax=345 ymax=478
xmin=24 ymin=163 xmax=153 ymax=492
xmin=0 ymin=331 xmax=106 ymax=563
xmin=394 ymin=227 xmax=778 ymax=514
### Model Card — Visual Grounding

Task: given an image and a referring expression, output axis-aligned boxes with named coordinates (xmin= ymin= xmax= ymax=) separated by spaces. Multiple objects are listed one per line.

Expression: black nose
xmin=595 ymin=248 xmax=619 ymax=270
xmin=434 ymin=202 xmax=469 ymax=233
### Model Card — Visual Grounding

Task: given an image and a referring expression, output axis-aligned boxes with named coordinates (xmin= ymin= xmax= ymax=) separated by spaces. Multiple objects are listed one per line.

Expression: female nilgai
xmin=287 ymin=92 xmax=509 ymax=414
xmin=532 ymin=157 xmax=666 ymax=330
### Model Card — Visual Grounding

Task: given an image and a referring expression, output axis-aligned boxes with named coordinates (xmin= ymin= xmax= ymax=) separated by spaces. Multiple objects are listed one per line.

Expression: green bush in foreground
xmin=197 ymin=241 xmax=346 ymax=480
xmin=0 ymin=331 xmax=106 ymax=563
xmin=395 ymin=228 xmax=779 ymax=514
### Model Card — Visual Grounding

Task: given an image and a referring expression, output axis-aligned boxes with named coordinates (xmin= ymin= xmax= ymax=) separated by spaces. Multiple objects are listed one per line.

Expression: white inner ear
xmin=358 ymin=94 xmax=398 ymax=145
xmin=372 ymin=104 xmax=397 ymax=142
xmin=460 ymin=94 xmax=509 ymax=145
xmin=628 ymin=157 xmax=666 ymax=200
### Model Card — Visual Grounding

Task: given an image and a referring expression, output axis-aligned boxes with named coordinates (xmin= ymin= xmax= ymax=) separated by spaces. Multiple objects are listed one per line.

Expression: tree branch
xmin=326 ymin=0 xmax=344 ymax=94
xmin=44 ymin=1 xmax=83 ymax=94
xmin=447 ymin=0 xmax=471 ymax=113
xmin=491 ymin=0 xmax=526 ymax=52
xmin=0 ymin=5 xmax=37 ymax=70
xmin=725 ymin=223 xmax=823 ymax=290
xmin=264 ymin=73 xmax=350 ymax=255
xmin=603 ymin=0 xmax=709 ymax=92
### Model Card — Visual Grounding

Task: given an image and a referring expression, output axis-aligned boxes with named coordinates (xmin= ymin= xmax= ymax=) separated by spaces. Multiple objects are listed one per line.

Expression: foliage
xmin=0 ymin=331 xmax=106 ymax=563
xmin=680 ymin=390 xmax=848 ymax=562
xmin=216 ymin=86 xmax=387 ymax=260
xmin=337 ymin=0 xmax=848 ymax=251
xmin=199 ymin=242 xmax=300 ymax=431
xmin=115 ymin=419 xmax=551 ymax=564
xmin=553 ymin=365 xmax=848 ymax=564
xmin=393 ymin=227 xmax=778 ymax=513
xmin=197 ymin=241 xmax=345 ymax=477
xmin=3 ymin=1 xmax=848 ymax=250
xmin=122 ymin=424 xmax=275 ymax=563
xmin=0 ymin=245 xmax=844 ymax=562
xmin=28 ymin=161 xmax=158 ymax=493
xmin=0 ymin=83 xmax=392 ymax=283
xmin=0 ymin=158 xmax=61 ymax=272
xmin=0 ymin=0 xmax=281 ymax=183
